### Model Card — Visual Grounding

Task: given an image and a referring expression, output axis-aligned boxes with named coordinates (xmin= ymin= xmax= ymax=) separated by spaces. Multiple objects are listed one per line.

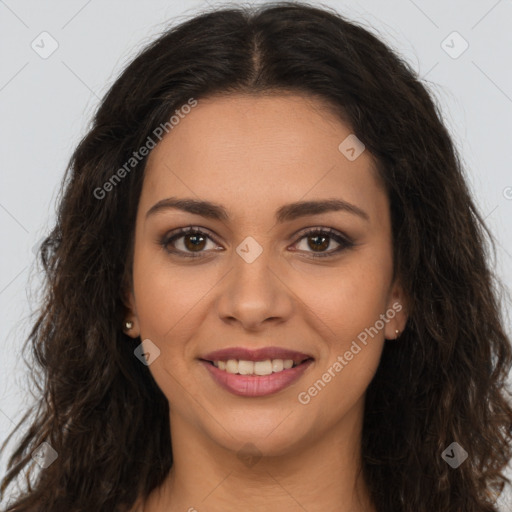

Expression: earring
xmin=124 ymin=320 xmax=134 ymax=331
xmin=395 ymin=329 xmax=400 ymax=339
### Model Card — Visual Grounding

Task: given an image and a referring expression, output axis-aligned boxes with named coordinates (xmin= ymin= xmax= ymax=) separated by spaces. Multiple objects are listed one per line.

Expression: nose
xmin=215 ymin=243 xmax=294 ymax=331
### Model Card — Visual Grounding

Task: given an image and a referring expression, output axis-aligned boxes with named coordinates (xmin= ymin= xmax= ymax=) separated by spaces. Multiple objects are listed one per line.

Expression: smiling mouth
xmin=200 ymin=357 xmax=313 ymax=376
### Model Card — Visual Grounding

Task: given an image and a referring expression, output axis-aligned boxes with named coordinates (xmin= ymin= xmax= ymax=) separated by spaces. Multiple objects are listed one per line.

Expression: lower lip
xmin=200 ymin=359 xmax=314 ymax=397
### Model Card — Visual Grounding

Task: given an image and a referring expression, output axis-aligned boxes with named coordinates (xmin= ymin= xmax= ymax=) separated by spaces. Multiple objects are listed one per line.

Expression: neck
xmin=144 ymin=399 xmax=376 ymax=512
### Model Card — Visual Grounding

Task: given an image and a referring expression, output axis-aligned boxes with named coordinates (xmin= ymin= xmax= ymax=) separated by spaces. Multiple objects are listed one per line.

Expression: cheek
xmin=295 ymin=251 xmax=392 ymax=344
xmin=292 ymin=246 xmax=392 ymax=401
xmin=131 ymin=254 xmax=207 ymax=402
xmin=132 ymin=247 xmax=213 ymax=341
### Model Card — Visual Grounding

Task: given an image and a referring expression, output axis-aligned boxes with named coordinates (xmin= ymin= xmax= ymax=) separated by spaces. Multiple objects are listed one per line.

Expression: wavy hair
xmin=1 ymin=2 xmax=512 ymax=511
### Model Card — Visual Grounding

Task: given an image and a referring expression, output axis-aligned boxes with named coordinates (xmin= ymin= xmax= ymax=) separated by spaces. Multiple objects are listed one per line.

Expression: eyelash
xmin=159 ymin=226 xmax=355 ymax=259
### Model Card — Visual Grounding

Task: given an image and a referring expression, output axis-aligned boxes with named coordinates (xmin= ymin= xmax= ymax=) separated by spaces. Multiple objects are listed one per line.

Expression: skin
xmin=124 ymin=93 xmax=408 ymax=512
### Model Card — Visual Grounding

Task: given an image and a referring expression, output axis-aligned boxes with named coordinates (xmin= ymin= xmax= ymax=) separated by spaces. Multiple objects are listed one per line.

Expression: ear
xmin=383 ymin=278 xmax=409 ymax=340
xmin=121 ymin=278 xmax=141 ymax=339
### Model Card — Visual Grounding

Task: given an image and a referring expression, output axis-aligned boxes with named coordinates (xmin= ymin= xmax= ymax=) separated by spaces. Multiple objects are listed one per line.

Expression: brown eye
xmin=182 ymin=232 xmax=207 ymax=252
xmin=292 ymin=228 xmax=354 ymax=258
xmin=161 ymin=227 xmax=220 ymax=258
xmin=305 ymin=233 xmax=330 ymax=252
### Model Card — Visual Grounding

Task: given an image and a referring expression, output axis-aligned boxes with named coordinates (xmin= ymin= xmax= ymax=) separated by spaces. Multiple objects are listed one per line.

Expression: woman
xmin=1 ymin=2 xmax=511 ymax=511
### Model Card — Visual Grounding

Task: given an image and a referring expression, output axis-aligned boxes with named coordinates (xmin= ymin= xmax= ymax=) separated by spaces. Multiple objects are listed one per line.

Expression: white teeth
xmin=226 ymin=359 xmax=238 ymax=374
xmin=272 ymin=359 xmax=284 ymax=372
xmin=213 ymin=358 xmax=299 ymax=375
xmin=238 ymin=360 xmax=254 ymax=375
xmin=254 ymin=360 xmax=272 ymax=376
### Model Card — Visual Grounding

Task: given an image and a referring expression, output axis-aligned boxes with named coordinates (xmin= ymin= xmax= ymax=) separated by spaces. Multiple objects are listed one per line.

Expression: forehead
xmin=140 ymin=93 xmax=387 ymax=223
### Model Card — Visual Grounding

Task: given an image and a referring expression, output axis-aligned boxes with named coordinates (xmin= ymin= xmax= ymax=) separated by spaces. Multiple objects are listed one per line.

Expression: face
xmin=125 ymin=93 xmax=407 ymax=456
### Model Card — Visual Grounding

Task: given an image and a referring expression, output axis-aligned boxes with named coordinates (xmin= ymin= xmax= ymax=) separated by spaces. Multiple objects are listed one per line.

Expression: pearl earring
xmin=395 ymin=329 xmax=400 ymax=339
xmin=124 ymin=321 xmax=134 ymax=330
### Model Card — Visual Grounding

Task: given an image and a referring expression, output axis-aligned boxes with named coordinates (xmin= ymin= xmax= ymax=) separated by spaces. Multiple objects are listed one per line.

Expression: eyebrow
xmin=145 ymin=197 xmax=370 ymax=223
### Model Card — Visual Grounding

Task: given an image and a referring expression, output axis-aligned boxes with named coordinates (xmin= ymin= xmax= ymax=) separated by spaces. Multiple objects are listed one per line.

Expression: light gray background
xmin=1 ymin=0 xmax=511 ymax=508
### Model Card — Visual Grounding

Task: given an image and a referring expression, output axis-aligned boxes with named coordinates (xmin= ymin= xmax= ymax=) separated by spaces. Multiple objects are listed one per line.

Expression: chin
xmin=207 ymin=410 xmax=314 ymax=457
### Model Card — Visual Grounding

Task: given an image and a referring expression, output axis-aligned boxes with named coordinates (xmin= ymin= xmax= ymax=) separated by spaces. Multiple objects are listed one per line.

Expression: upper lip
xmin=200 ymin=346 xmax=314 ymax=364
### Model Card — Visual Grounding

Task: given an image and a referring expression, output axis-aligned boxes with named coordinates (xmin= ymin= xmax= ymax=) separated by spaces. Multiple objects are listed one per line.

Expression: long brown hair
xmin=1 ymin=2 xmax=511 ymax=511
